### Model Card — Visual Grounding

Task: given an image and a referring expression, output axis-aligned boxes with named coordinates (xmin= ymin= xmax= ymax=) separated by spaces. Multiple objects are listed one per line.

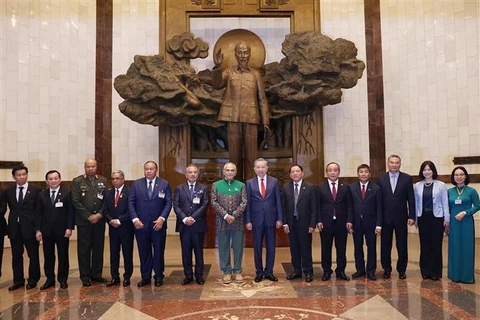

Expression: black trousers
xmin=288 ymin=219 xmax=313 ymax=275
xmin=381 ymin=221 xmax=408 ymax=273
xmin=180 ymin=229 xmax=205 ymax=279
xmin=418 ymin=210 xmax=444 ymax=278
xmin=109 ymin=226 xmax=134 ymax=280
xmin=77 ymin=222 xmax=105 ymax=281
xmin=353 ymin=222 xmax=377 ymax=274
xmin=42 ymin=233 xmax=70 ymax=283
xmin=320 ymin=219 xmax=348 ymax=274
xmin=11 ymin=229 xmax=40 ymax=285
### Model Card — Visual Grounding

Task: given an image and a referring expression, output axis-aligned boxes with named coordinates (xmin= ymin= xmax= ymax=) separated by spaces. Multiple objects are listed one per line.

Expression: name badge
xmin=97 ymin=193 xmax=104 ymax=200
xmin=158 ymin=192 xmax=165 ymax=199
xmin=193 ymin=197 xmax=200 ymax=204
xmin=55 ymin=202 xmax=64 ymax=208
xmin=455 ymin=199 xmax=462 ymax=205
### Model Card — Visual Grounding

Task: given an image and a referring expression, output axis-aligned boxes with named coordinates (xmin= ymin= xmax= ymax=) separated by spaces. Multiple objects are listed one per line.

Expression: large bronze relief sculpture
xmin=114 ymin=30 xmax=365 ymax=176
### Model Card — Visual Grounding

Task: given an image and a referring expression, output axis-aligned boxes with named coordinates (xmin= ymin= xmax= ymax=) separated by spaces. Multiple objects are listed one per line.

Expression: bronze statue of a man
xmin=212 ymin=41 xmax=270 ymax=179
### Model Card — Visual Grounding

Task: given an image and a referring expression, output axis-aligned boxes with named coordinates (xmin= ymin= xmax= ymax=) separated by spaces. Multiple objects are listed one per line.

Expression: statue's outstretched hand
xmin=214 ymin=49 xmax=223 ymax=67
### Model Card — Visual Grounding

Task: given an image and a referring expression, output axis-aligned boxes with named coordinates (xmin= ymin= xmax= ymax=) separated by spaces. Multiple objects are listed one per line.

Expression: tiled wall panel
xmin=0 ymin=1 xmax=96 ymax=181
xmin=111 ymin=0 xmax=159 ymax=179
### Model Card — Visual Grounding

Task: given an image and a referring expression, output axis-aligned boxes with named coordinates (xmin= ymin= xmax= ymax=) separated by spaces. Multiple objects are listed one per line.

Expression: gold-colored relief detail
xmin=260 ymin=0 xmax=289 ymax=10
xmin=191 ymin=0 xmax=221 ymax=9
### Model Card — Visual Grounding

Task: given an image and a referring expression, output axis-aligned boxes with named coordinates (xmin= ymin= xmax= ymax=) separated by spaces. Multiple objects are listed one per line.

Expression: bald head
xmin=84 ymin=158 xmax=98 ymax=177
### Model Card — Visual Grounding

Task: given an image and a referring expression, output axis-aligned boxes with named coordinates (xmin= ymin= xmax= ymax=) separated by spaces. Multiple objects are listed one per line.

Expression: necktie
xmin=260 ymin=178 xmax=266 ymax=199
xmin=361 ymin=184 xmax=366 ymax=199
xmin=51 ymin=190 xmax=56 ymax=205
xmin=331 ymin=182 xmax=337 ymax=218
xmin=294 ymin=183 xmax=299 ymax=217
xmin=189 ymin=184 xmax=195 ymax=199
xmin=148 ymin=180 xmax=153 ymax=198
xmin=114 ymin=189 xmax=120 ymax=207
xmin=18 ymin=186 xmax=24 ymax=202
xmin=390 ymin=174 xmax=397 ymax=193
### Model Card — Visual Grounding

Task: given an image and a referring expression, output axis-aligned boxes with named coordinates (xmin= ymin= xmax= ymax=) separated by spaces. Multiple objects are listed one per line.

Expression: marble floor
xmin=0 ymin=235 xmax=479 ymax=320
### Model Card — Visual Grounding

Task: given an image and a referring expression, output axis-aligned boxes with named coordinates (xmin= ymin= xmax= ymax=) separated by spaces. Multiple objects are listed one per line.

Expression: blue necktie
xmin=148 ymin=181 xmax=153 ymax=199
xmin=294 ymin=183 xmax=299 ymax=217
xmin=189 ymin=184 xmax=194 ymax=199
xmin=51 ymin=190 xmax=56 ymax=205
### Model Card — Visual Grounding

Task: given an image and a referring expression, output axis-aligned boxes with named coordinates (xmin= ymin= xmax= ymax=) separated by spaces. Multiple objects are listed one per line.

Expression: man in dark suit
xmin=317 ymin=162 xmax=353 ymax=281
xmin=129 ymin=161 xmax=172 ymax=287
xmin=71 ymin=158 xmax=108 ymax=287
xmin=173 ymin=164 xmax=209 ymax=285
xmin=245 ymin=158 xmax=283 ymax=283
xmin=104 ymin=170 xmax=134 ymax=287
xmin=0 ymin=189 xmax=8 ymax=279
xmin=376 ymin=154 xmax=415 ymax=280
xmin=281 ymin=164 xmax=317 ymax=282
xmin=4 ymin=165 xmax=41 ymax=291
xmin=350 ymin=164 xmax=382 ymax=281
xmin=35 ymin=170 xmax=74 ymax=290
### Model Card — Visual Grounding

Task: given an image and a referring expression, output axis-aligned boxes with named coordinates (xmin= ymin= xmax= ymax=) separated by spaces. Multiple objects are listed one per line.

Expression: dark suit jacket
xmin=349 ymin=181 xmax=383 ymax=228
xmin=245 ymin=176 xmax=283 ymax=227
xmin=0 ymin=190 xmax=7 ymax=236
xmin=4 ymin=183 xmax=41 ymax=239
xmin=173 ymin=182 xmax=208 ymax=233
xmin=128 ymin=177 xmax=172 ymax=226
xmin=317 ymin=180 xmax=353 ymax=228
xmin=104 ymin=186 xmax=133 ymax=235
xmin=376 ymin=171 xmax=415 ymax=224
xmin=36 ymin=186 xmax=74 ymax=237
xmin=282 ymin=180 xmax=317 ymax=229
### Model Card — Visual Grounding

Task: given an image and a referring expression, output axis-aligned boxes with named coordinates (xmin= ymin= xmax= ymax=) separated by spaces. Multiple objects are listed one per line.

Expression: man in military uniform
xmin=71 ymin=158 xmax=107 ymax=287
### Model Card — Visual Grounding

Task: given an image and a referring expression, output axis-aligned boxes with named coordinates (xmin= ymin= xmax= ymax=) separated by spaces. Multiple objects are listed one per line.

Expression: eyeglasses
xmin=112 ymin=177 xmax=124 ymax=180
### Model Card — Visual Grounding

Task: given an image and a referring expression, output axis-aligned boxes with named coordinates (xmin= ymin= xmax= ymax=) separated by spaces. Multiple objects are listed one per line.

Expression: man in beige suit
xmin=212 ymin=41 xmax=270 ymax=179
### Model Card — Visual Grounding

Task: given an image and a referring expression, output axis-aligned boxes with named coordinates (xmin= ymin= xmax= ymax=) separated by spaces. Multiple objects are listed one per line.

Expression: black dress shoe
xmin=196 ymin=277 xmax=205 ymax=285
xmin=431 ymin=276 xmax=440 ymax=281
xmin=367 ymin=273 xmax=377 ymax=281
xmin=123 ymin=279 xmax=130 ymax=287
xmin=40 ymin=282 xmax=55 ymax=290
xmin=82 ymin=280 xmax=92 ymax=287
xmin=399 ymin=272 xmax=407 ymax=280
xmin=137 ymin=279 xmax=151 ymax=287
xmin=26 ymin=282 xmax=37 ymax=290
xmin=305 ymin=274 xmax=313 ymax=282
xmin=322 ymin=271 xmax=332 ymax=281
xmin=265 ymin=274 xmax=278 ymax=282
xmin=382 ymin=271 xmax=391 ymax=279
xmin=286 ymin=273 xmax=302 ymax=280
xmin=8 ymin=282 xmax=24 ymax=291
xmin=422 ymin=275 xmax=430 ymax=280
xmin=352 ymin=271 xmax=366 ymax=279
xmin=91 ymin=277 xmax=107 ymax=283
xmin=336 ymin=273 xmax=350 ymax=281
xmin=182 ymin=277 xmax=194 ymax=285
xmin=60 ymin=282 xmax=68 ymax=289
xmin=254 ymin=275 xmax=263 ymax=282
xmin=154 ymin=279 xmax=163 ymax=287
xmin=106 ymin=278 xmax=120 ymax=287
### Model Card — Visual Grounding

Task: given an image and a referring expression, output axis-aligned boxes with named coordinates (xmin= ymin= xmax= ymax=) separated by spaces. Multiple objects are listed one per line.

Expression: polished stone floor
xmin=0 ymin=235 xmax=479 ymax=320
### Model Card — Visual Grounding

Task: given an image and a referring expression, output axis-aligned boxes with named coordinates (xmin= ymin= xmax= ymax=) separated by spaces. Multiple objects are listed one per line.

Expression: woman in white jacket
xmin=414 ymin=160 xmax=449 ymax=280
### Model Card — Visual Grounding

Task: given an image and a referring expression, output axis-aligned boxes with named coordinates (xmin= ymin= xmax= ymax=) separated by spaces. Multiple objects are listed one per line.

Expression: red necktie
xmin=331 ymin=182 xmax=337 ymax=200
xmin=114 ymin=189 xmax=120 ymax=207
xmin=260 ymin=178 xmax=266 ymax=199
xmin=361 ymin=184 xmax=366 ymax=199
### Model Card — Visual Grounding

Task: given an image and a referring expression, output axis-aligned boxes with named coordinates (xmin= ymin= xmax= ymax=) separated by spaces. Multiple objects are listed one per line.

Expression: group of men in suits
xmin=255 ymin=155 xmax=414 ymax=283
xmin=0 ymin=154 xmax=415 ymax=289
